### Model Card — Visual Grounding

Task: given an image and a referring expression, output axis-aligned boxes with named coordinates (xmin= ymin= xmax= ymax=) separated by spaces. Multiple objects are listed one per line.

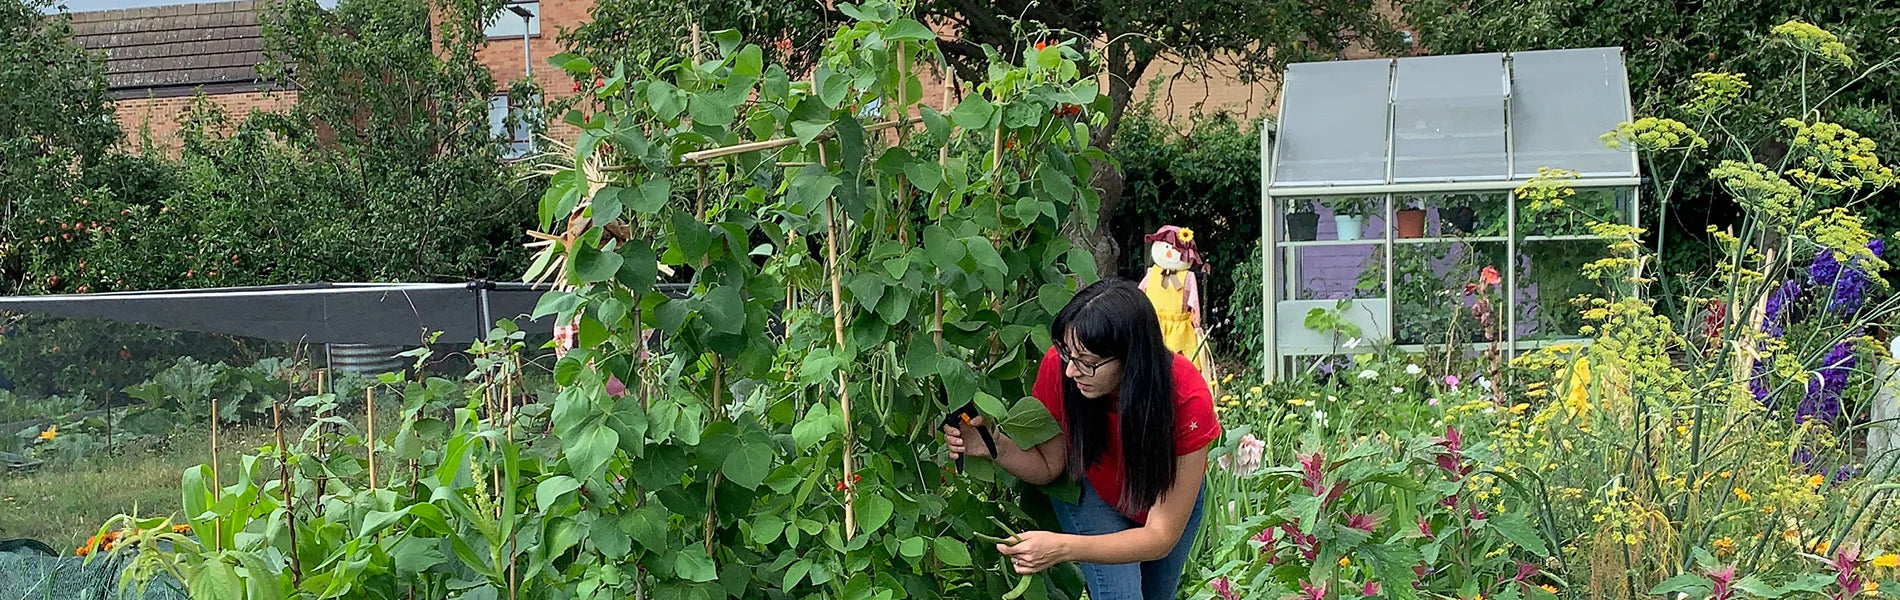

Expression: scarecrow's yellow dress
xmin=1140 ymin=265 xmax=1211 ymax=374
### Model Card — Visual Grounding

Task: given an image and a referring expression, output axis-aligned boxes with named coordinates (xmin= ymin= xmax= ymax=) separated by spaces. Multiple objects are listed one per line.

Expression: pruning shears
xmin=943 ymin=402 xmax=999 ymax=473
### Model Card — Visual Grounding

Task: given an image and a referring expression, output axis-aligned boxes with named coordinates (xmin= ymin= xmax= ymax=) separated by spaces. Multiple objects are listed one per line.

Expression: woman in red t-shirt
xmin=943 ymin=279 xmax=1221 ymax=599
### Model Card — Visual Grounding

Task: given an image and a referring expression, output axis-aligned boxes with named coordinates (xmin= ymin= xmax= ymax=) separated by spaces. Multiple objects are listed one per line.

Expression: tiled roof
xmin=68 ymin=1 xmax=275 ymax=99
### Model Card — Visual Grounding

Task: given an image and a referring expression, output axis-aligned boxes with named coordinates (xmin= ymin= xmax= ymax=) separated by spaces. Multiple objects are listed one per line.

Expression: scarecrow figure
xmin=1139 ymin=225 xmax=1213 ymax=375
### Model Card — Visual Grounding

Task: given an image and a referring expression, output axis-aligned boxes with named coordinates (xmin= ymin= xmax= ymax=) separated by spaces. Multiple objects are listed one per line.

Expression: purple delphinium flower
xmin=1750 ymin=359 xmax=1772 ymax=404
xmin=1763 ymin=280 xmax=1802 ymax=337
xmin=1809 ymin=249 xmax=1843 ymax=288
xmin=1798 ymin=342 xmax=1856 ymax=425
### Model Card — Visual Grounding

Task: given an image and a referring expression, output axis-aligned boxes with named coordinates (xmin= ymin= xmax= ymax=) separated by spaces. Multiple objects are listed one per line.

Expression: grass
xmin=0 ymin=426 xmax=272 ymax=554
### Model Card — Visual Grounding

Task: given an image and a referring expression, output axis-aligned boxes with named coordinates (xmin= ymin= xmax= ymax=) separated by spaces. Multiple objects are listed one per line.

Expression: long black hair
xmin=1052 ymin=279 xmax=1177 ymax=514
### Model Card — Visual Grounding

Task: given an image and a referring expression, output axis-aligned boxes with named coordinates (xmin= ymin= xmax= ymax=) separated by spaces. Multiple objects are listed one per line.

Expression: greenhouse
xmin=1259 ymin=47 xmax=1642 ymax=378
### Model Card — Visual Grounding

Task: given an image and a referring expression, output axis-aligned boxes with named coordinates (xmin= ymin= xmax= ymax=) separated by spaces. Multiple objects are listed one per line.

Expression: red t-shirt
xmin=1031 ymin=346 xmax=1221 ymax=523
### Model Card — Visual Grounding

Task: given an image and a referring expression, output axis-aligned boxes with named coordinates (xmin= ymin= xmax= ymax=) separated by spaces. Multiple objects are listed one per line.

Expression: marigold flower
xmin=1871 ymin=553 xmax=1899 ymax=568
xmin=38 ymin=426 xmax=56 ymax=441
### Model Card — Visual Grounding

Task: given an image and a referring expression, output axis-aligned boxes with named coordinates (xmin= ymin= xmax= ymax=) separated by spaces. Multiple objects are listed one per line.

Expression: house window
xmin=485 ymin=1 xmax=540 ymax=40
xmin=489 ymin=95 xmax=533 ymax=158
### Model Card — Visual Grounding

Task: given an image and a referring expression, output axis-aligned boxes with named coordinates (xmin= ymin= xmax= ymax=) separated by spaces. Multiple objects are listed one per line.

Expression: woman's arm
xmin=945 ymin=417 xmax=1068 ymax=485
xmin=1000 ymin=448 xmax=1209 ymax=571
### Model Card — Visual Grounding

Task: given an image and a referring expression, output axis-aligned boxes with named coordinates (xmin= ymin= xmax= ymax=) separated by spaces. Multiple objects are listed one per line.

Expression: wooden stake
xmin=366 ymin=387 xmax=377 ymax=490
xmin=210 ymin=396 xmax=222 ymax=546
xmin=677 ymin=116 xmax=918 ymax=165
xmin=823 ymin=145 xmax=858 ymax=537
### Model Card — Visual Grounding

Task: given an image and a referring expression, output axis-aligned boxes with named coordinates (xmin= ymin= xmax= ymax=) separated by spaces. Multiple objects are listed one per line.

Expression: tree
xmin=562 ymin=0 xmax=1403 ymax=274
xmin=0 ymin=0 xmax=120 ymax=294
xmin=1399 ymin=0 xmax=1900 ymax=287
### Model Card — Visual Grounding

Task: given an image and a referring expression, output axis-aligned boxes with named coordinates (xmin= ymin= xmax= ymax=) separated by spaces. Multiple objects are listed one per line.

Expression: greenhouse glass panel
xmin=1273 ymin=58 xmax=1392 ymax=186
xmin=1510 ymin=48 xmax=1636 ymax=178
xmin=1391 ymin=53 xmax=1507 ymax=182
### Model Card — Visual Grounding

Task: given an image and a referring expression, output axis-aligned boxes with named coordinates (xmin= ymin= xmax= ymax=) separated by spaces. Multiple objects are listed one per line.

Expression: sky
xmin=49 ymin=0 xmax=335 ymax=13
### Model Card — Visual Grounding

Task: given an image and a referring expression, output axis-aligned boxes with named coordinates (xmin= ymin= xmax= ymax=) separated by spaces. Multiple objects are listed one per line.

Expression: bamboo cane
xmin=819 ymin=143 xmax=858 ymax=538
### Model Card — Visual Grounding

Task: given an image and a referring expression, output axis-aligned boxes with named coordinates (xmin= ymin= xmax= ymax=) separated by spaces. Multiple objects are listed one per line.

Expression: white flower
xmin=1312 ymin=410 xmax=1330 ymax=427
xmin=1217 ymin=434 xmax=1267 ymax=477
xmin=1358 ymin=369 xmax=1379 ymax=380
xmin=1479 ymin=376 xmax=1493 ymax=391
xmin=1327 ymin=395 xmax=1338 ymax=403
xmin=1483 ymin=406 xmax=1496 ymax=415
xmin=1390 ymin=386 xmax=1403 ymax=395
xmin=1343 ymin=337 xmax=1362 ymax=348
xmin=1405 ymin=364 xmax=1423 ymax=375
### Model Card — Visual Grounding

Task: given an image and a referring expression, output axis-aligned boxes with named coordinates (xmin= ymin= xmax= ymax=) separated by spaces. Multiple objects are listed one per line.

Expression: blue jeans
xmin=1050 ymin=478 xmax=1207 ymax=600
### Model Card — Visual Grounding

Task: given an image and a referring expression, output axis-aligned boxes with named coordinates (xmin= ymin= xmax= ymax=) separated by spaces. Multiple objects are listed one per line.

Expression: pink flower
xmin=1444 ymin=375 xmax=1461 ymax=388
xmin=1299 ymin=451 xmax=1327 ymax=495
xmin=1211 ymin=576 xmax=1238 ymax=600
xmin=1707 ymin=564 xmax=1738 ymax=600
xmin=1296 ymin=580 xmax=1328 ymax=600
xmin=1362 ymin=581 xmax=1382 ymax=596
xmin=1344 ymin=513 xmax=1380 ymax=532
xmin=1418 ymin=516 xmax=1434 ymax=539
xmin=1481 ymin=265 xmax=1502 ymax=286
xmin=1219 ymin=434 xmax=1266 ymax=476
xmin=1252 ymin=528 xmax=1276 ymax=545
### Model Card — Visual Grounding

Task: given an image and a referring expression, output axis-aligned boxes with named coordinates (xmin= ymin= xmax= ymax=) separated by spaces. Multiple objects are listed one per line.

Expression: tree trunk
xmin=1069 ymin=45 xmax=1150 ymax=280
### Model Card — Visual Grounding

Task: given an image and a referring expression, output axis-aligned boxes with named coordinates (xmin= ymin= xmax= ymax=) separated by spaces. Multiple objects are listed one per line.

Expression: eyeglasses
xmin=1057 ymin=346 xmax=1117 ymax=377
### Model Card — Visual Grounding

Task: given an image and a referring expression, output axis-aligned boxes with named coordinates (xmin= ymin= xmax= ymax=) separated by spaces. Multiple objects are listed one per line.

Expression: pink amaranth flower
xmin=1344 ymin=513 xmax=1380 ymax=532
xmin=1829 ymin=545 xmax=1865 ymax=600
xmin=1211 ymin=576 xmax=1238 ymax=600
xmin=1299 ymin=451 xmax=1327 ymax=495
xmin=1296 ymin=580 xmax=1328 ymax=600
xmin=1707 ymin=564 xmax=1737 ymax=600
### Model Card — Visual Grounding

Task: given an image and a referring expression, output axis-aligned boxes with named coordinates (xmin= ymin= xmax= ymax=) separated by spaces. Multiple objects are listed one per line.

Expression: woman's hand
xmin=942 ymin=415 xmax=991 ymax=459
xmin=997 ymin=531 xmax=1071 ymax=574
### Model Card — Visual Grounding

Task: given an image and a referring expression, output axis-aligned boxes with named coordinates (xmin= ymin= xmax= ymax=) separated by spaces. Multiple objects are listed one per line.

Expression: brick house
xmin=67 ymin=0 xmax=589 ymax=154
xmin=65 ymin=0 xmax=1370 ymax=154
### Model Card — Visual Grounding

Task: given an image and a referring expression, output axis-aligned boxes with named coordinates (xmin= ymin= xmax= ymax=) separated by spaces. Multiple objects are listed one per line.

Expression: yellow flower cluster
xmin=1601 ymin=117 xmax=1709 ymax=152
xmin=1684 ymin=72 xmax=1751 ymax=114
xmin=1710 ymin=160 xmax=1808 ymax=228
xmin=1514 ymin=167 xmax=1580 ymax=213
xmin=1800 ymin=208 xmax=1891 ymax=273
xmin=1781 ymin=119 xmax=1897 ymax=190
xmin=1771 ymin=20 xmax=1853 ymax=67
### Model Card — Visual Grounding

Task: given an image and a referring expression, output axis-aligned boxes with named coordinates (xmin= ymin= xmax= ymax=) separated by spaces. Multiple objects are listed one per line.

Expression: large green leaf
xmin=1486 ymin=511 xmax=1550 ymax=557
xmin=536 ymin=475 xmax=582 ymax=514
xmin=570 ymin=242 xmax=623 ymax=283
xmin=857 ymin=493 xmax=894 ymax=533
xmin=647 ymin=81 xmax=684 ymax=120
xmin=933 ymin=536 xmax=972 ymax=566
xmin=565 ymin=424 xmax=618 ymax=482
xmin=752 ymin=514 xmax=787 ymax=545
xmin=631 ymin=179 xmax=671 ymax=214
xmin=615 ymin=240 xmax=658 ymax=293
xmin=622 ymin=505 xmax=669 ymax=553
xmin=721 ymin=429 xmax=774 ymax=490
xmin=1000 ymin=396 xmax=1060 ymax=448
xmin=674 ymin=551 xmax=719 ymax=582
xmin=591 ymin=514 xmax=632 ymax=559
xmin=188 ymin=559 xmax=243 ymax=600
xmin=950 ymin=94 xmax=995 ymax=130
xmin=884 ymin=19 xmax=934 ymax=41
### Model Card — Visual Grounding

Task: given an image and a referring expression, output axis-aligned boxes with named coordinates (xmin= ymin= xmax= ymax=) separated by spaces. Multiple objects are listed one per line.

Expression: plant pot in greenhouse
xmin=1443 ymin=206 xmax=1477 ymax=234
xmin=1395 ymin=209 xmax=1426 ymax=238
xmin=1334 ymin=215 xmax=1365 ymax=241
xmin=1286 ymin=212 xmax=1320 ymax=241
